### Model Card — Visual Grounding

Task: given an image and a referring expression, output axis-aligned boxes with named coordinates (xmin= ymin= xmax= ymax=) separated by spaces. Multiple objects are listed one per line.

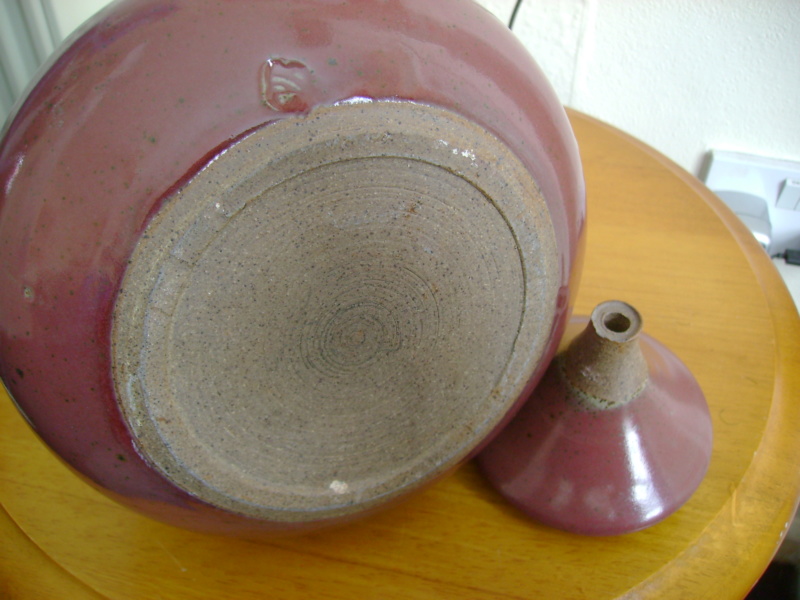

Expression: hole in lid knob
xmin=603 ymin=312 xmax=631 ymax=333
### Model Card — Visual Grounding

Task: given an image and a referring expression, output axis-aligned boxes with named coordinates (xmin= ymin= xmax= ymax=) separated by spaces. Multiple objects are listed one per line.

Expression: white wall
xmin=479 ymin=0 xmax=800 ymax=176
xmin=4 ymin=0 xmax=799 ymax=178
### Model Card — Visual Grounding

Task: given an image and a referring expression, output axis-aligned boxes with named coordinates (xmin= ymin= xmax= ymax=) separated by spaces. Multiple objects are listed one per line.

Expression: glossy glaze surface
xmin=0 ymin=0 xmax=585 ymax=533
xmin=478 ymin=306 xmax=713 ymax=536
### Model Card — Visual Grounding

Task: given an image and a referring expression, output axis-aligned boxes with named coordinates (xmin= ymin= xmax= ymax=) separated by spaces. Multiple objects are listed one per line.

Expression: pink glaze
xmin=0 ymin=0 xmax=585 ymax=534
xmin=478 ymin=319 xmax=713 ymax=536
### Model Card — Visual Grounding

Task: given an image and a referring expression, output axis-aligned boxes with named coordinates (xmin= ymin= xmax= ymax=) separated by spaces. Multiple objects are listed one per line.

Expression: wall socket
xmin=701 ymin=150 xmax=800 ymax=255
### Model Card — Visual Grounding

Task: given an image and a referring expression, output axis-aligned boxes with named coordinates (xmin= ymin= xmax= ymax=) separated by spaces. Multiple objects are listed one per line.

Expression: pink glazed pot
xmin=0 ymin=0 xmax=585 ymax=535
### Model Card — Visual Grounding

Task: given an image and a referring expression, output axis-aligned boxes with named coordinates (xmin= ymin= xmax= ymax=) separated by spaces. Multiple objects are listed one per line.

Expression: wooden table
xmin=2 ymin=111 xmax=799 ymax=599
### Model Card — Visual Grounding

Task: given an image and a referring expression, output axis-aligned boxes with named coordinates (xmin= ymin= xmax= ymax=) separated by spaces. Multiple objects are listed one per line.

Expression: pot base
xmin=112 ymin=100 xmax=559 ymax=523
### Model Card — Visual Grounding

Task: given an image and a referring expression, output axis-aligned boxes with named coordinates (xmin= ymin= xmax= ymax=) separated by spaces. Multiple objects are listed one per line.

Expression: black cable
xmin=508 ymin=0 xmax=525 ymax=29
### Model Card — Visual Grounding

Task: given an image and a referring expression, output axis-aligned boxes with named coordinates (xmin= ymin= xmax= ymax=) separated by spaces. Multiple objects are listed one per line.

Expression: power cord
xmin=508 ymin=0 xmax=525 ymax=29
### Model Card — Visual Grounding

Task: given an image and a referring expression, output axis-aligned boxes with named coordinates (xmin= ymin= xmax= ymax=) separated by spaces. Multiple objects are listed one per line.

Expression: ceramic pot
xmin=0 ymin=0 xmax=585 ymax=535
xmin=477 ymin=301 xmax=713 ymax=536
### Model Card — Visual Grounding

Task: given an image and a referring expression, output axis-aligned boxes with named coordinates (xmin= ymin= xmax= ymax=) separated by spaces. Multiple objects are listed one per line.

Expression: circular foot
xmin=112 ymin=100 xmax=559 ymax=522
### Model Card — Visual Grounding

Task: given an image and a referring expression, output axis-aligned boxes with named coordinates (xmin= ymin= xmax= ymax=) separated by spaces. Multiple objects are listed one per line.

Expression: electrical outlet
xmin=702 ymin=150 xmax=800 ymax=255
xmin=778 ymin=178 xmax=800 ymax=209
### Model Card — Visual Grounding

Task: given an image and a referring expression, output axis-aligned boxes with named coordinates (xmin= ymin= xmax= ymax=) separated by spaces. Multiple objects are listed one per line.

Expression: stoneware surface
xmin=478 ymin=301 xmax=713 ymax=536
xmin=0 ymin=0 xmax=585 ymax=534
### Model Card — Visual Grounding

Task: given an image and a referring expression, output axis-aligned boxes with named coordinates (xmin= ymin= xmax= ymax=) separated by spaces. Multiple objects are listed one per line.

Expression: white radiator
xmin=0 ymin=0 xmax=61 ymax=127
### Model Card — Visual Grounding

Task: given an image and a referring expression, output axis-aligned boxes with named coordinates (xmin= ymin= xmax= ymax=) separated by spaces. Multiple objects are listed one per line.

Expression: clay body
xmin=0 ymin=0 xmax=585 ymax=534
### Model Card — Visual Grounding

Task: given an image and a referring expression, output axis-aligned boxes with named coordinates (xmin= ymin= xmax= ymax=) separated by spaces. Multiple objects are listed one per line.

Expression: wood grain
xmin=1 ymin=111 xmax=798 ymax=599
